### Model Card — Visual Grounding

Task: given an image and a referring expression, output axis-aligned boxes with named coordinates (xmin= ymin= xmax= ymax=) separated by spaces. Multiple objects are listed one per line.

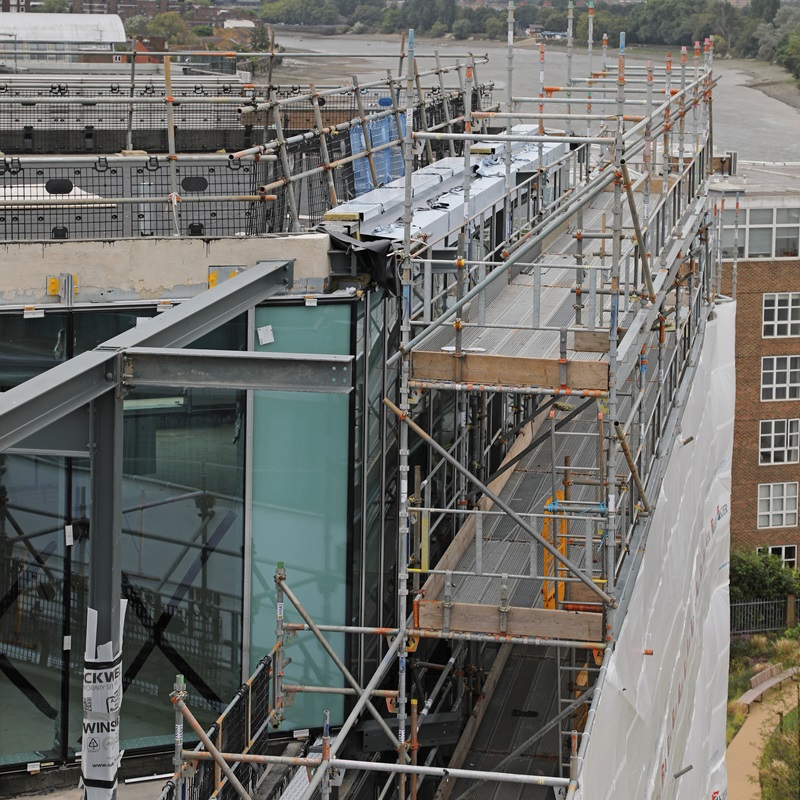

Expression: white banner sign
xmin=82 ymin=603 xmax=127 ymax=799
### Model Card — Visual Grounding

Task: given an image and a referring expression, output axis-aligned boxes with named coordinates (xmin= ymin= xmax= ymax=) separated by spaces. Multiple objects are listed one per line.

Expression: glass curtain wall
xmin=249 ymin=301 xmax=353 ymax=729
xmin=0 ymin=308 xmax=246 ymax=766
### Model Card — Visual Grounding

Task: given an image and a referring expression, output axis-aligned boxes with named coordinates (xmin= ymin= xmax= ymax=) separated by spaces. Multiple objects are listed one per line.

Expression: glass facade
xmin=250 ymin=302 xmax=352 ymax=729
xmin=0 ymin=293 xmax=387 ymax=765
xmin=0 ymin=308 xmax=246 ymax=764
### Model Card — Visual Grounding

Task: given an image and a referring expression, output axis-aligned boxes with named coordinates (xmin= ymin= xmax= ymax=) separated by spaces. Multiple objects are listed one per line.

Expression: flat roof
xmin=0 ymin=13 xmax=126 ymax=44
xmin=710 ymin=160 xmax=800 ymax=199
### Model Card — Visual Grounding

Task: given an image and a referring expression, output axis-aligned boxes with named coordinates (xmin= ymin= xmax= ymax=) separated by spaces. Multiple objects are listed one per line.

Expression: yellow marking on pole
xmin=542 ymin=491 xmax=567 ymax=609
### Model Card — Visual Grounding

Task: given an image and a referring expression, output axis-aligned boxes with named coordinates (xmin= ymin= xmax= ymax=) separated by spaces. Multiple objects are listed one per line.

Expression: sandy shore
xmin=729 ymin=58 xmax=800 ymax=111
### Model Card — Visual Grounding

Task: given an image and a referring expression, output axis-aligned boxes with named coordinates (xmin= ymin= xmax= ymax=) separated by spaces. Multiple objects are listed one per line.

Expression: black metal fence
xmin=730 ymin=598 xmax=798 ymax=635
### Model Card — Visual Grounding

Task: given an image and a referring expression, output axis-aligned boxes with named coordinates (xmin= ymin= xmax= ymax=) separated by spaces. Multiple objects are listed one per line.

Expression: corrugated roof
xmin=0 ymin=13 xmax=126 ymax=44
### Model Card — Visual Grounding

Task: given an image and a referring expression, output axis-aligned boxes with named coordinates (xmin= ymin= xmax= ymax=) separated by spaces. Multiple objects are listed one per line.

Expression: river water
xmin=268 ymin=33 xmax=800 ymax=162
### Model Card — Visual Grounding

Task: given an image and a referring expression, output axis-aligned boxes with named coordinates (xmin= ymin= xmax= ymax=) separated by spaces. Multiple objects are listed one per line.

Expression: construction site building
xmin=0 ymin=16 xmax=732 ymax=800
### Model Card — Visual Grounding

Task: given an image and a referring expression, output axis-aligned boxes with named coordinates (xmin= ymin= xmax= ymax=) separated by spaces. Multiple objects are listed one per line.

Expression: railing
xmin=157 ymin=655 xmax=272 ymax=800
xmin=730 ymin=599 xmax=788 ymax=635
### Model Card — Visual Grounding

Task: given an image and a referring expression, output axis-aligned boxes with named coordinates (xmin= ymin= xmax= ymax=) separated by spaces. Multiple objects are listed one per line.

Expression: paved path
xmin=727 ymin=681 xmax=800 ymax=800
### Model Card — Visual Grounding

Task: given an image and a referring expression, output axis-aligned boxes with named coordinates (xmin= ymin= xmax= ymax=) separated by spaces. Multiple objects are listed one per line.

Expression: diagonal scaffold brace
xmin=383 ymin=397 xmax=617 ymax=609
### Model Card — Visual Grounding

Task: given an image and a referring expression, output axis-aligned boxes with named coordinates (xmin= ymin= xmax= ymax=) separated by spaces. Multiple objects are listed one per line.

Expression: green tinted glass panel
xmin=251 ymin=303 xmax=351 ymax=729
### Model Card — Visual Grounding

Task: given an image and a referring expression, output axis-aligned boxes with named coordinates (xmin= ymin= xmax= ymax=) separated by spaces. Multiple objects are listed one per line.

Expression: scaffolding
xmin=0 ymin=11 xmax=725 ymax=799
xmin=153 ymin=10 xmax=721 ymax=800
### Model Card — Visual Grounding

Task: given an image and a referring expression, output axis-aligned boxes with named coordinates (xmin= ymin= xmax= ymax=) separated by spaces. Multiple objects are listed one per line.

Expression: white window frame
xmin=760 ymin=418 xmax=800 ymax=465
xmin=758 ymin=544 xmax=798 ymax=569
xmin=758 ymin=482 xmax=799 ymax=529
xmin=763 ymin=293 xmax=800 ymax=338
xmin=761 ymin=355 xmax=800 ymax=401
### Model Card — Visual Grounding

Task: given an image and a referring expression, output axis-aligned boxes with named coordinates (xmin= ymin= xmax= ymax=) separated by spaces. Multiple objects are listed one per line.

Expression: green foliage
xmin=628 ymin=0 xmax=698 ymax=45
xmin=428 ymin=21 xmax=448 ymax=38
xmin=727 ymin=634 xmax=786 ymax=746
xmin=575 ymin=7 xmax=630 ymax=44
xmin=351 ymin=4 xmax=384 ymax=29
xmin=785 ymin=622 xmax=800 ymax=641
xmin=34 ymin=0 xmax=70 ymax=12
xmin=778 ymin=30 xmax=800 ymax=79
xmin=250 ymin=22 xmax=272 ymax=51
xmin=380 ymin=7 xmax=403 ymax=33
xmin=124 ymin=15 xmax=150 ymax=38
xmin=146 ymin=13 xmax=192 ymax=45
xmin=402 ymin=0 xmax=438 ymax=33
xmin=751 ymin=0 xmax=780 ymax=24
xmin=730 ymin=550 xmax=800 ymax=603
xmin=726 ymin=702 xmax=747 ymax=745
xmin=483 ymin=16 xmax=507 ymax=40
xmin=539 ymin=8 xmax=568 ymax=32
xmin=192 ymin=25 xmax=214 ymax=37
xmin=515 ymin=3 xmax=538 ymax=28
xmin=452 ymin=19 xmax=472 ymax=40
xmin=261 ymin=0 xmax=339 ymax=26
xmin=761 ymin=695 xmax=800 ymax=800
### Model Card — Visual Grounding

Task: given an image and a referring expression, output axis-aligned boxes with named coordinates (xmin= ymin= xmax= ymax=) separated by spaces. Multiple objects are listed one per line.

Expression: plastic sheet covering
xmin=575 ymin=301 xmax=735 ymax=800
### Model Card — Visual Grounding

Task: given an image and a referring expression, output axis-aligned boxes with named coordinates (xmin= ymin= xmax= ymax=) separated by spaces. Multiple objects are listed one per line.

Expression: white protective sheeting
xmin=575 ymin=301 xmax=735 ymax=800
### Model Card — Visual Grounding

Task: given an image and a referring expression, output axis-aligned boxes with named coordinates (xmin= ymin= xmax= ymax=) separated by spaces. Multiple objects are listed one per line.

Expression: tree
xmin=515 ymin=3 xmax=538 ymax=29
xmin=778 ymin=30 xmax=800 ymax=78
xmin=751 ymin=0 xmax=780 ymax=24
xmin=250 ymin=22 xmax=272 ymax=51
xmin=757 ymin=5 xmax=800 ymax=62
xmin=575 ymin=7 xmax=630 ymax=44
xmin=34 ymin=0 xmax=70 ymax=12
xmin=380 ymin=7 xmax=404 ymax=33
xmin=192 ymin=25 xmax=214 ymax=37
xmin=483 ymin=16 xmax=507 ymax=39
xmin=401 ymin=0 xmax=438 ymax=33
xmin=147 ymin=13 xmax=192 ymax=45
xmin=452 ymin=18 xmax=472 ymax=39
xmin=729 ymin=550 xmax=799 ymax=604
xmin=124 ymin=15 xmax=150 ymax=38
xmin=350 ymin=4 xmax=383 ymax=29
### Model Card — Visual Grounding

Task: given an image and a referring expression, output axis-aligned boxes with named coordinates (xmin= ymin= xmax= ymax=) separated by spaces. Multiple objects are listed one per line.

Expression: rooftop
xmin=0 ymin=13 xmax=126 ymax=44
xmin=710 ymin=160 xmax=800 ymax=199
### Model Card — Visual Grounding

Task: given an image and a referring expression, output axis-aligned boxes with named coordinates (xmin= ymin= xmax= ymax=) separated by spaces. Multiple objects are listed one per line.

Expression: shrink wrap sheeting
xmin=575 ymin=302 xmax=734 ymax=800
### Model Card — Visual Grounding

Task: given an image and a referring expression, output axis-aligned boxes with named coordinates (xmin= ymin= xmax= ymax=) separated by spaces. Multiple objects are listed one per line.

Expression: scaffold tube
xmin=566 ymin=648 xmax=612 ymax=799
xmin=277 ymin=577 xmax=403 ymax=754
xmin=388 ymin=168 xmax=618 ymax=365
xmin=170 ymin=694 xmax=250 ymax=800
xmin=383 ymin=397 xmax=616 ymax=609
xmin=182 ymin=751 xmax=572 ymax=789
xmin=613 ymin=421 xmax=653 ymax=514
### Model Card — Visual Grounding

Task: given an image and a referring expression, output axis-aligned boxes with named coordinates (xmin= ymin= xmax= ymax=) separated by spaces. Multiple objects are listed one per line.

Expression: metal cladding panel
xmin=408 ymin=207 xmax=451 ymax=243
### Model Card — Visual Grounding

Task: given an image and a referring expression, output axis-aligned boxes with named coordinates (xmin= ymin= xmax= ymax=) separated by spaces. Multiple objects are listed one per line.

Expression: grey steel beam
xmin=83 ymin=389 xmax=124 ymax=800
xmin=88 ymin=391 xmax=123 ymax=651
xmin=0 ymin=351 xmax=112 ymax=453
xmin=99 ymin=260 xmax=292 ymax=351
xmin=6 ymin=403 xmax=91 ymax=457
xmin=0 ymin=260 xmax=293 ymax=453
xmin=121 ymin=348 xmax=353 ymax=393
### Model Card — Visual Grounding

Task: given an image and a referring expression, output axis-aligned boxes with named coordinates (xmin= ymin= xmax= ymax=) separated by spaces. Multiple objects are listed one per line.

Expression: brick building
xmin=1 ymin=0 xmax=31 ymax=13
xmin=713 ymin=163 xmax=800 ymax=566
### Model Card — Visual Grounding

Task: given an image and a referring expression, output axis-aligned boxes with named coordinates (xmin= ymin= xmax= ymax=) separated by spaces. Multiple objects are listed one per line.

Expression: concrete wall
xmin=0 ymin=233 xmax=331 ymax=305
